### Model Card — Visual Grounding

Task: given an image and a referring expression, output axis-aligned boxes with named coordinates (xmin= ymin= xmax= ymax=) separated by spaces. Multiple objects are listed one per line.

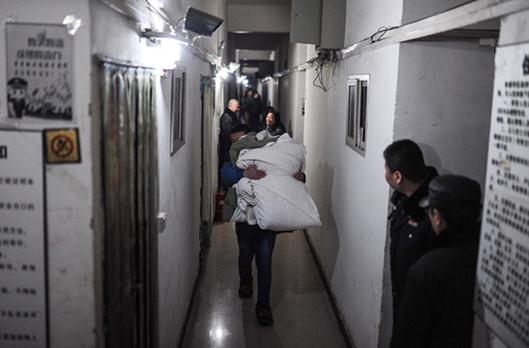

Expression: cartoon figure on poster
xmin=5 ymin=23 xmax=73 ymax=121
xmin=7 ymin=77 xmax=28 ymax=118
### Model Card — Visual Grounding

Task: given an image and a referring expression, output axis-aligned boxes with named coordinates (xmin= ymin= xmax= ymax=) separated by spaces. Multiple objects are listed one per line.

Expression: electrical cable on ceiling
xmin=369 ymin=26 xmax=399 ymax=43
xmin=265 ymin=24 xmax=401 ymax=87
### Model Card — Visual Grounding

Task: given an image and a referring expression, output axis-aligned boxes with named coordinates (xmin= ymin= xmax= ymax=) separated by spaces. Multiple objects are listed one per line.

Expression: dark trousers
xmin=235 ymin=222 xmax=276 ymax=306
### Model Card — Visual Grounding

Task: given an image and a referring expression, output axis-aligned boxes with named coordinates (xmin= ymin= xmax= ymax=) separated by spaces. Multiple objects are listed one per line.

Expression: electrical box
xmin=321 ymin=0 xmax=346 ymax=49
xmin=289 ymin=0 xmax=346 ymax=49
xmin=290 ymin=0 xmax=322 ymax=45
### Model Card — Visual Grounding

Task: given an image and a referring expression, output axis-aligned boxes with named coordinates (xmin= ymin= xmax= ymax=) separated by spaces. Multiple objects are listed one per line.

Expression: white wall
xmin=321 ymin=0 xmax=346 ymax=48
xmin=90 ymin=1 xmax=225 ymax=347
xmin=282 ymin=2 xmax=498 ymax=348
xmin=402 ymin=0 xmax=473 ymax=23
xmin=279 ymin=43 xmax=306 ymax=143
xmin=286 ymin=2 xmax=404 ymax=347
xmin=227 ymin=3 xmax=291 ymax=33
xmin=395 ymin=39 xmax=497 ymax=348
xmin=394 ymin=40 xmax=495 ymax=188
xmin=303 ymin=44 xmax=401 ymax=348
xmin=345 ymin=0 xmax=402 ymax=45
xmin=156 ymin=51 xmax=210 ymax=348
xmin=273 ymin=2 xmax=406 ymax=348
xmin=0 ymin=1 xmax=95 ymax=347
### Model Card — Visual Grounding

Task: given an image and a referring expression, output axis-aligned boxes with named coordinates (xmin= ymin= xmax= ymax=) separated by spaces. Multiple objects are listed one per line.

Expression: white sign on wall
xmin=5 ymin=23 xmax=73 ymax=120
xmin=475 ymin=43 xmax=529 ymax=348
xmin=0 ymin=130 xmax=48 ymax=347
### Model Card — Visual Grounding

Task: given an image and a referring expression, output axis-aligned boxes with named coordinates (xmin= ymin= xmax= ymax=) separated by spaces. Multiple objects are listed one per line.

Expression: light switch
xmin=157 ymin=212 xmax=167 ymax=233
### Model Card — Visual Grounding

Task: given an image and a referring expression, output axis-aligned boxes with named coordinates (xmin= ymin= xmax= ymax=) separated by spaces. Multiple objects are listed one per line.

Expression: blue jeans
xmin=236 ymin=222 xmax=276 ymax=306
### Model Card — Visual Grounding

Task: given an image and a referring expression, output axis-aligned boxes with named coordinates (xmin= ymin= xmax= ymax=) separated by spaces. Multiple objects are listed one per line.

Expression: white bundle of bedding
xmin=231 ymin=133 xmax=321 ymax=231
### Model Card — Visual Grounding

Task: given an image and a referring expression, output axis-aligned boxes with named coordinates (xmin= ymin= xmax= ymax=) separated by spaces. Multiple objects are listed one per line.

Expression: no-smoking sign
xmin=44 ymin=128 xmax=81 ymax=164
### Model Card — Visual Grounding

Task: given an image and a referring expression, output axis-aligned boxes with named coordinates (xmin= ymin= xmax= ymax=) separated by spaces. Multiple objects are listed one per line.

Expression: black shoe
xmin=238 ymin=282 xmax=253 ymax=298
xmin=255 ymin=303 xmax=274 ymax=326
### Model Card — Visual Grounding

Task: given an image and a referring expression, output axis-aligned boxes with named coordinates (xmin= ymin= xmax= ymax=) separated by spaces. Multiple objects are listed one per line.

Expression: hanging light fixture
xmin=139 ymin=6 xmax=225 ymax=69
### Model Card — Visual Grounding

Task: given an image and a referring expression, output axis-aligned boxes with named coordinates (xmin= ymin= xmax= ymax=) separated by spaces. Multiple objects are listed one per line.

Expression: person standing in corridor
xmin=221 ymin=124 xmax=306 ymax=326
xmin=218 ymin=99 xmax=242 ymax=191
xmin=392 ymin=175 xmax=481 ymax=348
xmin=220 ymin=124 xmax=275 ymax=326
xmin=383 ymin=139 xmax=438 ymax=338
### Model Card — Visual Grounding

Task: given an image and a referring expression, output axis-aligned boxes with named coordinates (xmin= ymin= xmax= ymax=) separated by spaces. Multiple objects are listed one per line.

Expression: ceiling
xmin=225 ymin=1 xmax=291 ymax=79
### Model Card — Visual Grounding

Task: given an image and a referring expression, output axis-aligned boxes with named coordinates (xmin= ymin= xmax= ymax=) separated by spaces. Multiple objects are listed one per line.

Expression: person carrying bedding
xmin=221 ymin=122 xmax=312 ymax=227
xmin=220 ymin=123 xmax=316 ymax=326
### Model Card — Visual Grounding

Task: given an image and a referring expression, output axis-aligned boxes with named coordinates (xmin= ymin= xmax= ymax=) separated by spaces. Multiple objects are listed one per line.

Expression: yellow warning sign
xmin=44 ymin=128 xmax=81 ymax=164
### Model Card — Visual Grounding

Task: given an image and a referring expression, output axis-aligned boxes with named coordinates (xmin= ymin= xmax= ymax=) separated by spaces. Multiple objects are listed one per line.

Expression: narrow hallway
xmin=181 ymin=223 xmax=348 ymax=348
xmin=2 ymin=1 xmax=529 ymax=347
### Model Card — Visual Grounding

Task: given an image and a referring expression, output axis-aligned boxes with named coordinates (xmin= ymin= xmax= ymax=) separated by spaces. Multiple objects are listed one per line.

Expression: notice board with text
xmin=0 ymin=129 xmax=48 ymax=347
xmin=475 ymin=42 xmax=529 ymax=348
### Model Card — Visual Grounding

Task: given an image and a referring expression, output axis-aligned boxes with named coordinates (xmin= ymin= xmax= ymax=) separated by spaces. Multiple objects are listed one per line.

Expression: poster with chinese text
xmin=475 ymin=42 xmax=529 ymax=348
xmin=0 ymin=129 xmax=48 ymax=347
xmin=5 ymin=23 xmax=73 ymax=120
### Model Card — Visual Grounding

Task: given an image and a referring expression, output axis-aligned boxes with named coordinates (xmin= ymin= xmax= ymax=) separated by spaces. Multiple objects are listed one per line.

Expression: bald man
xmin=219 ymin=99 xmax=242 ymax=190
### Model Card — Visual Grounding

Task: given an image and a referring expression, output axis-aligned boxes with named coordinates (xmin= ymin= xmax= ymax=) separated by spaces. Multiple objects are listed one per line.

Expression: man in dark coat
xmin=218 ymin=99 xmax=241 ymax=190
xmin=392 ymin=175 xmax=481 ymax=348
xmin=383 ymin=139 xmax=438 ymax=333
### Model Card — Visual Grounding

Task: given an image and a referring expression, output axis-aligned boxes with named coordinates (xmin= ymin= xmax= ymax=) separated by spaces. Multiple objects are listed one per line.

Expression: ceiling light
xmin=217 ymin=67 xmax=230 ymax=80
xmin=62 ymin=15 xmax=82 ymax=35
xmin=140 ymin=29 xmax=189 ymax=46
xmin=228 ymin=62 xmax=240 ymax=73
xmin=236 ymin=75 xmax=248 ymax=84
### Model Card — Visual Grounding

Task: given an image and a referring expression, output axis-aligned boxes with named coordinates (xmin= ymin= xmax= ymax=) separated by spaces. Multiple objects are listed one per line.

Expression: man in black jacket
xmin=392 ymin=175 xmax=481 ymax=348
xmin=218 ymin=99 xmax=241 ymax=191
xmin=383 ymin=139 xmax=438 ymax=330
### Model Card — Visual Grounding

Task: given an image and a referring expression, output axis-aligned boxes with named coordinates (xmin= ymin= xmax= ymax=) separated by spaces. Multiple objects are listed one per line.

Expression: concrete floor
xmin=181 ymin=222 xmax=348 ymax=348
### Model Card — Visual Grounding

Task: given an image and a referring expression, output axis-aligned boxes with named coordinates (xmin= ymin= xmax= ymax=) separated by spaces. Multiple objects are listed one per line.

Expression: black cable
xmin=312 ymin=49 xmax=342 ymax=92
xmin=370 ymin=26 xmax=399 ymax=43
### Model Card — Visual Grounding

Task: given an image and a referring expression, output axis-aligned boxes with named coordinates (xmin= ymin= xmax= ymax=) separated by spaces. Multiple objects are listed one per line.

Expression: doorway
xmin=99 ymin=60 xmax=159 ymax=348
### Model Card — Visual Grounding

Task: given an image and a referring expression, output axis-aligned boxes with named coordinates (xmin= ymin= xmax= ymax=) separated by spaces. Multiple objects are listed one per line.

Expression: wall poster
xmin=0 ymin=129 xmax=48 ymax=347
xmin=5 ymin=22 xmax=73 ymax=120
xmin=475 ymin=42 xmax=529 ymax=348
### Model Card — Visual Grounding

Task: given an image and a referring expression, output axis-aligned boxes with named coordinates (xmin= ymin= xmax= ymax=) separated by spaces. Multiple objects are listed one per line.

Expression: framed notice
xmin=5 ymin=23 xmax=73 ymax=120
xmin=170 ymin=68 xmax=186 ymax=155
xmin=0 ymin=129 xmax=48 ymax=347
xmin=474 ymin=43 xmax=529 ymax=348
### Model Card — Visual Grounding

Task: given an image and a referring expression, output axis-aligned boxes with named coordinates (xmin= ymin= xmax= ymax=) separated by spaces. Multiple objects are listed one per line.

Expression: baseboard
xmin=302 ymin=229 xmax=356 ymax=348
xmin=177 ymin=220 xmax=212 ymax=348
